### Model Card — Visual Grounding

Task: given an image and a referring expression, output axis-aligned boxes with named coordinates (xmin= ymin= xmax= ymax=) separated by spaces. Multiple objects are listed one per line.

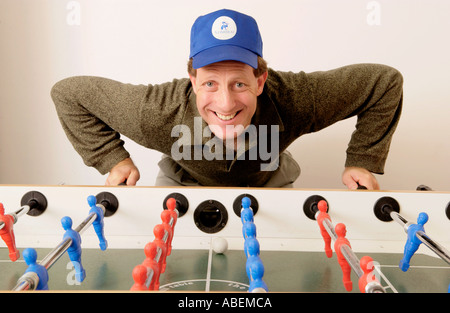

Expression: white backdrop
xmin=1 ymin=0 xmax=449 ymax=191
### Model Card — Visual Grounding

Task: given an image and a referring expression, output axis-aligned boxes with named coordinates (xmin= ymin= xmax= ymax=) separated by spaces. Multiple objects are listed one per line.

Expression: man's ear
xmin=189 ymin=73 xmax=197 ymax=94
xmin=256 ymin=71 xmax=268 ymax=96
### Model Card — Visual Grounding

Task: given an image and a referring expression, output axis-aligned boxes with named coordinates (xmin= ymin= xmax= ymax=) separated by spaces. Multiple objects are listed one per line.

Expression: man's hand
xmin=105 ymin=158 xmax=140 ymax=186
xmin=342 ymin=167 xmax=380 ymax=190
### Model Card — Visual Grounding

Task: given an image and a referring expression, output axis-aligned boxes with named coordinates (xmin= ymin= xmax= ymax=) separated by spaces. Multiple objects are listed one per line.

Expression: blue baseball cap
xmin=189 ymin=9 xmax=263 ymax=69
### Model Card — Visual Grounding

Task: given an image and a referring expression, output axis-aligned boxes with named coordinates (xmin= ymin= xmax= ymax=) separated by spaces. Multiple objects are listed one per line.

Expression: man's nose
xmin=217 ymin=88 xmax=235 ymax=111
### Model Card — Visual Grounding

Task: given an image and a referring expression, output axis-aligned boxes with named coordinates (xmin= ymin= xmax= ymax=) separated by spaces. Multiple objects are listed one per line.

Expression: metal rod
xmin=13 ymin=205 xmax=31 ymax=221
xmin=340 ymin=244 xmax=364 ymax=277
xmin=322 ymin=217 xmax=337 ymax=241
xmin=12 ymin=207 xmax=105 ymax=291
xmin=320 ymin=218 xmax=362 ymax=277
xmin=320 ymin=217 xmax=385 ymax=293
xmin=0 ymin=205 xmax=31 ymax=230
xmin=12 ymin=272 xmax=39 ymax=291
xmin=389 ymin=211 xmax=411 ymax=231
xmin=388 ymin=210 xmax=450 ymax=265
xmin=74 ymin=212 xmax=98 ymax=235
xmin=40 ymin=210 xmax=102 ymax=272
xmin=40 ymin=238 xmax=73 ymax=270
xmin=415 ymin=230 xmax=450 ymax=265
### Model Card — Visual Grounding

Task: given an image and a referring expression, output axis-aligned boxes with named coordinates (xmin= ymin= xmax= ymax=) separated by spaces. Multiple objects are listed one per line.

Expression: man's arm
xmin=313 ymin=64 xmax=403 ymax=189
xmin=51 ymin=76 xmax=149 ymax=184
xmin=51 ymin=76 xmax=192 ymax=185
xmin=310 ymin=64 xmax=403 ymax=170
xmin=269 ymin=64 xmax=403 ymax=189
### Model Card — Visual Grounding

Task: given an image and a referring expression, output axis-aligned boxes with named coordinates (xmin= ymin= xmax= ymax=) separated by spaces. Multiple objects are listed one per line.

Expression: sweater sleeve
xmin=309 ymin=64 xmax=403 ymax=174
xmin=270 ymin=64 xmax=403 ymax=174
xmin=51 ymin=76 xmax=149 ymax=174
xmin=51 ymin=76 xmax=193 ymax=175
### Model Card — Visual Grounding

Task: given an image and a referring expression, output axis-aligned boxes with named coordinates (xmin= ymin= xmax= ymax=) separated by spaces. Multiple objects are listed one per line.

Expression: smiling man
xmin=51 ymin=9 xmax=403 ymax=189
xmin=189 ymin=61 xmax=266 ymax=141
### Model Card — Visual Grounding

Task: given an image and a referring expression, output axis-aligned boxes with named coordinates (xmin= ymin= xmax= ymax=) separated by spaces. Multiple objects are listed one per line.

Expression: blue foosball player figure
xmin=244 ymin=236 xmax=260 ymax=259
xmin=241 ymin=208 xmax=254 ymax=224
xmin=241 ymin=197 xmax=251 ymax=210
xmin=61 ymin=216 xmax=86 ymax=282
xmin=23 ymin=248 xmax=49 ymax=290
xmin=399 ymin=212 xmax=429 ymax=272
xmin=247 ymin=258 xmax=268 ymax=292
xmin=87 ymin=195 xmax=108 ymax=250
xmin=242 ymin=221 xmax=256 ymax=240
xmin=245 ymin=238 xmax=262 ymax=280
xmin=240 ymin=197 xmax=254 ymax=224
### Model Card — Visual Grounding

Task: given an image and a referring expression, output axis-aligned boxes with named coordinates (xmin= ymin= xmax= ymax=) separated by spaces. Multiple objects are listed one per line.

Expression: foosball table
xmin=0 ymin=185 xmax=448 ymax=293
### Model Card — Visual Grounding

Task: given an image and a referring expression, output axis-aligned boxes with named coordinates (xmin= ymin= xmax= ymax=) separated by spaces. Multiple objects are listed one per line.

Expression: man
xmin=51 ymin=9 xmax=403 ymax=189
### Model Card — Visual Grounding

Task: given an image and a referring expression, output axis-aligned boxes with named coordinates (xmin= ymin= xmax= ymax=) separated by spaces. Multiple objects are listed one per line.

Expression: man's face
xmin=189 ymin=61 xmax=267 ymax=140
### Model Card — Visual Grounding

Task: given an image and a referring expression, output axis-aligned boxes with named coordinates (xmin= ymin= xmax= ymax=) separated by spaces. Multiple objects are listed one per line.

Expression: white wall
xmin=1 ymin=0 xmax=449 ymax=191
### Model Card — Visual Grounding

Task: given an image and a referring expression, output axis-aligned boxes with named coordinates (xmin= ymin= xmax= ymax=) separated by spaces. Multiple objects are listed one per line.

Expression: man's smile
xmin=214 ymin=110 xmax=241 ymax=121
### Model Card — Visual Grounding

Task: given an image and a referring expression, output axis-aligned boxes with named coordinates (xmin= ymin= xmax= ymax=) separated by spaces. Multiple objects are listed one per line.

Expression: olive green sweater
xmin=51 ymin=64 xmax=403 ymax=186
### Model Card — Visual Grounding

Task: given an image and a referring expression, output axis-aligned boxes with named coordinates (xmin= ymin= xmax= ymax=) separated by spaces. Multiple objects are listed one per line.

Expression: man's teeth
xmin=216 ymin=112 xmax=237 ymax=121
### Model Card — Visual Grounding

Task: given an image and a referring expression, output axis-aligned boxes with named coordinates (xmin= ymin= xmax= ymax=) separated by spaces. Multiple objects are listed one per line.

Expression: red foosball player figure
xmin=358 ymin=256 xmax=380 ymax=293
xmin=142 ymin=241 xmax=161 ymax=290
xmin=316 ymin=200 xmax=332 ymax=258
xmin=153 ymin=224 xmax=168 ymax=274
xmin=334 ymin=223 xmax=353 ymax=291
xmin=165 ymin=198 xmax=178 ymax=228
xmin=160 ymin=210 xmax=174 ymax=255
xmin=0 ymin=203 xmax=20 ymax=261
xmin=130 ymin=264 xmax=149 ymax=291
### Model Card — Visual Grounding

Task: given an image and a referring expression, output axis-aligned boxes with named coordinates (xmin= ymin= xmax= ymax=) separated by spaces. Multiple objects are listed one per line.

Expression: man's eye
xmin=206 ymin=82 xmax=214 ymax=87
xmin=236 ymin=82 xmax=245 ymax=88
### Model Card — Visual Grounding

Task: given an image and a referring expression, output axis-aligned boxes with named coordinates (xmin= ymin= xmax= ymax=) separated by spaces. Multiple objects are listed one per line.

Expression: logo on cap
xmin=211 ymin=16 xmax=237 ymax=40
